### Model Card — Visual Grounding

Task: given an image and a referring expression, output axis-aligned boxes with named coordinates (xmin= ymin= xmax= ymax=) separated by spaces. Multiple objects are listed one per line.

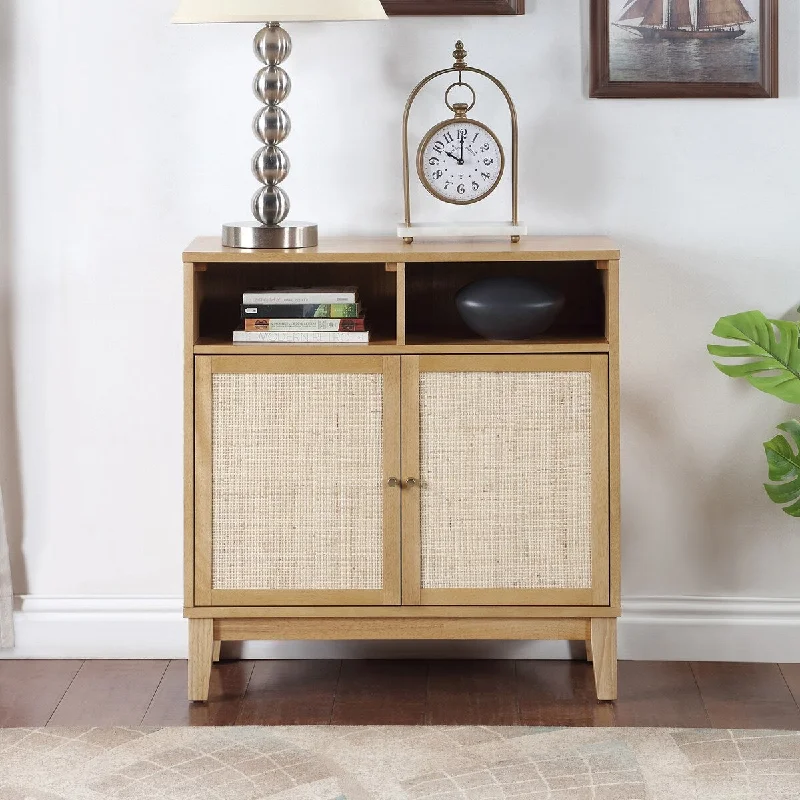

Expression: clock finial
xmin=453 ymin=41 xmax=468 ymax=69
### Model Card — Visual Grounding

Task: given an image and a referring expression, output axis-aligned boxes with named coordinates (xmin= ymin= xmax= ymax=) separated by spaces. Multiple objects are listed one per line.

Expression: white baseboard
xmin=621 ymin=597 xmax=800 ymax=662
xmin=2 ymin=595 xmax=800 ymax=662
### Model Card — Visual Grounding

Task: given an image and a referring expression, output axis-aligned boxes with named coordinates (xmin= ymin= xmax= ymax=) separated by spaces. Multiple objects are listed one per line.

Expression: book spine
xmin=241 ymin=304 xmax=360 ymax=319
xmin=233 ymin=331 xmax=370 ymax=344
xmin=242 ymin=292 xmax=357 ymax=305
xmin=244 ymin=318 xmax=366 ymax=332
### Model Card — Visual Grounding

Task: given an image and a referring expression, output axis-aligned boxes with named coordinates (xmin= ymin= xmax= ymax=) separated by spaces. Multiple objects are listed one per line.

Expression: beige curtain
xmin=0 ymin=485 xmax=12 ymax=648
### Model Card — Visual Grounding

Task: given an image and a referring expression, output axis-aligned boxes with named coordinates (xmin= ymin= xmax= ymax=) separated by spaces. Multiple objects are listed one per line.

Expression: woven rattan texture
xmin=420 ymin=371 xmax=592 ymax=590
xmin=212 ymin=373 xmax=384 ymax=591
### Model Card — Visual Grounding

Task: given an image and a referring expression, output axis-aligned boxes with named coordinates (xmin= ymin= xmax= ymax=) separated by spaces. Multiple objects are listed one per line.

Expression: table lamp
xmin=173 ymin=0 xmax=387 ymax=249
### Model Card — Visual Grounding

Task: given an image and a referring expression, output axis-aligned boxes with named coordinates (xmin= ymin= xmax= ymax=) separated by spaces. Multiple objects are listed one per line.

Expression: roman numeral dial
xmin=417 ymin=119 xmax=504 ymax=205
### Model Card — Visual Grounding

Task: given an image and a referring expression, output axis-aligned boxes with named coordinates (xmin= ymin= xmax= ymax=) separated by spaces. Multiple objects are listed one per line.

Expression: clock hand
xmin=460 ymin=135 xmax=465 ymax=164
xmin=445 ymin=151 xmax=459 ymax=161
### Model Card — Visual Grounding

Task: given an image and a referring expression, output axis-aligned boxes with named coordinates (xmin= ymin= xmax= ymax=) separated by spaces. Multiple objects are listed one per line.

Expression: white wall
xmin=2 ymin=0 xmax=800 ymax=659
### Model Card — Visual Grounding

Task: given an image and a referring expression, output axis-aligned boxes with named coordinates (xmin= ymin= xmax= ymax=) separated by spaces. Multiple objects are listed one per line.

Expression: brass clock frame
xmin=402 ymin=41 xmax=520 ymax=234
xmin=416 ymin=114 xmax=506 ymax=206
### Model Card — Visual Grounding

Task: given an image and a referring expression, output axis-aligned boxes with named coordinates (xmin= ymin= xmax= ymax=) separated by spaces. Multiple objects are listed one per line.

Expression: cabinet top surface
xmin=183 ymin=236 xmax=620 ymax=264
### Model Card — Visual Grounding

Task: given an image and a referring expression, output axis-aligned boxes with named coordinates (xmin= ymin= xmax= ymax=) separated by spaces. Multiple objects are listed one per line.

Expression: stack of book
xmin=233 ymin=286 xmax=369 ymax=344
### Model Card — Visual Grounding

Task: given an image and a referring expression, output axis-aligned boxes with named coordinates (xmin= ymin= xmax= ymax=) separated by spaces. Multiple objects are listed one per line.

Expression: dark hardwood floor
xmin=2 ymin=660 xmax=800 ymax=729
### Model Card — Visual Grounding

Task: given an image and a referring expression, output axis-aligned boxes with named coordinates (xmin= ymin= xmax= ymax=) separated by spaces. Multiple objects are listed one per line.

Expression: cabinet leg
xmin=586 ymin=640 xmax=593 ymax=663
xmin=590 ymin=618 xmax=617 ymax=701
xmin=188 ymin=619 xmax=214 ymax=703
xmin=212 ymin=641 xmax=222 ymax=663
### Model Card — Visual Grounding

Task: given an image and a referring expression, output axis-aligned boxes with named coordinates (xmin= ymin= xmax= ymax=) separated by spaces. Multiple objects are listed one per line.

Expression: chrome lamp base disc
xmin=222 ymin=222 xmax=319 ymax=250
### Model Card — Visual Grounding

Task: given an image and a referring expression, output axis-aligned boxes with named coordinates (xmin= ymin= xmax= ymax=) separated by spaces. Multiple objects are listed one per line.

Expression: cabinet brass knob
xmin=406 ymin=478 xmax=419 ymax=488
xmin=387 ymin=477 xmax=401 ymax=488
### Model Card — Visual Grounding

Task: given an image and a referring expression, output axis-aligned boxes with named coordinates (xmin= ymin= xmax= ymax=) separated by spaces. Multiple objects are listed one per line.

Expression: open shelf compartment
xmin=403 ymin=260 xmax=607 ymax=346
xmin=193 ymin=261 xmax=398 ymax=346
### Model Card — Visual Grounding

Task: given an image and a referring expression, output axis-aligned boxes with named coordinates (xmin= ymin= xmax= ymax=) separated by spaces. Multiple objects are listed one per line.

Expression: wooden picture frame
xmin=591 ymin=0 xmax=778 ymax=98
xmin=382 ymin=0 xmax=524 ymax=15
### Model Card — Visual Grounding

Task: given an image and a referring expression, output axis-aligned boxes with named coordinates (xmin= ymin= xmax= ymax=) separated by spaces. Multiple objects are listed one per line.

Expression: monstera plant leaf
xmin=764 ymin=420 xmax=800 ymax=517
xmin=708 ymin=311 xmax=800 ymax=404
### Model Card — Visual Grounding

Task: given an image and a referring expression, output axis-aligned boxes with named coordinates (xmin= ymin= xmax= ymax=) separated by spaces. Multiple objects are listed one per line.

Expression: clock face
xmin=417 ymin=119 xmax=504 ymax=205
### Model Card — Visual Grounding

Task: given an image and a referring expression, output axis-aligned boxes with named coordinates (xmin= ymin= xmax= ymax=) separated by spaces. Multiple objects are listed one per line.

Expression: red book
xmin=244 ymin=318 xmax=367 ymax=332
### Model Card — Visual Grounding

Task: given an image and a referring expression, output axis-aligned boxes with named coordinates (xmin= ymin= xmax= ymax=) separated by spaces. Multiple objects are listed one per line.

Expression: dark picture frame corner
xmin=382 ymin=0 xmax=524 ymax=15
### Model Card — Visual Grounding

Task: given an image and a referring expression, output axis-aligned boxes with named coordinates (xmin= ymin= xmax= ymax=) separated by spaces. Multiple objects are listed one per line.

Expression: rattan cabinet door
xmin=401 ymin=355 xmax=609 ymax=607
xmin=195 ymin=356 xmax=401 ymax=606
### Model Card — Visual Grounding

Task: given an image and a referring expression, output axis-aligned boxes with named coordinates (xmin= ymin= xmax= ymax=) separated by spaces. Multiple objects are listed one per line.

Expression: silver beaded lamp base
xmin=219 ymin=23 xmax=320 ymax=252
xmin=222 ymin=222 xmax=319 ymax=250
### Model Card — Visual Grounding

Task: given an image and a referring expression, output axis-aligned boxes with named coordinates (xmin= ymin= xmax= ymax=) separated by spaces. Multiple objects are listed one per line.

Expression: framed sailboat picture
xmin=591 ymin=0 xmax=778 ymax=98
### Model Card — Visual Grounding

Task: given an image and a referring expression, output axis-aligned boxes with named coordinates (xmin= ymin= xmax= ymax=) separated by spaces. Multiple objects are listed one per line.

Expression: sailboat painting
xmin=591 ymin=0 xmax=778 ymax=98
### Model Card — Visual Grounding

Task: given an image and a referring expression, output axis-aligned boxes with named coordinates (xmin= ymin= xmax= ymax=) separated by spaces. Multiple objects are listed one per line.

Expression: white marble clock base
xmin=397 ymin=221 xmax=528 ymax=243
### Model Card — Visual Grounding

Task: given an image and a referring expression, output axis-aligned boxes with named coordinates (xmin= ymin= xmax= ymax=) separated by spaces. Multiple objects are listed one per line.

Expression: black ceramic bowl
xmin=455 ymin=277 xmax=566 ymax=341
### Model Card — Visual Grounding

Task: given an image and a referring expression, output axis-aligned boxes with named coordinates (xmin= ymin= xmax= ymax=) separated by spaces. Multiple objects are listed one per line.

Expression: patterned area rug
xmin=1 ymin=726 xmax=799 ymax=799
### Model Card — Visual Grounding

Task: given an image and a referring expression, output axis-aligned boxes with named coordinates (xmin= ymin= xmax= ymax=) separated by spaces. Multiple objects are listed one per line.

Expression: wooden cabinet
xmin=184 ymin=237 xmax=621 ymax=703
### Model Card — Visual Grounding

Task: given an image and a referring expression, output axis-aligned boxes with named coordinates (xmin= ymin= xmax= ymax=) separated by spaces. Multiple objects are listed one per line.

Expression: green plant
xmin=709 ymin=311 xmax=800 ymax=517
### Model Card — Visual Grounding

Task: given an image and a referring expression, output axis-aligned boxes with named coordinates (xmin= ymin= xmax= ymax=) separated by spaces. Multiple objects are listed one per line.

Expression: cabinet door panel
xmin=403 ymin=355 xmax=609 ymax=606
xmin=195 ymin=356 xmax=401 ymax=606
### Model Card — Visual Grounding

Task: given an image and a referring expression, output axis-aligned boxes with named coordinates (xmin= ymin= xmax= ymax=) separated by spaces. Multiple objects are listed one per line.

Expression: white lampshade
xmin=172 ymin=0 xmax=387 ymax=23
